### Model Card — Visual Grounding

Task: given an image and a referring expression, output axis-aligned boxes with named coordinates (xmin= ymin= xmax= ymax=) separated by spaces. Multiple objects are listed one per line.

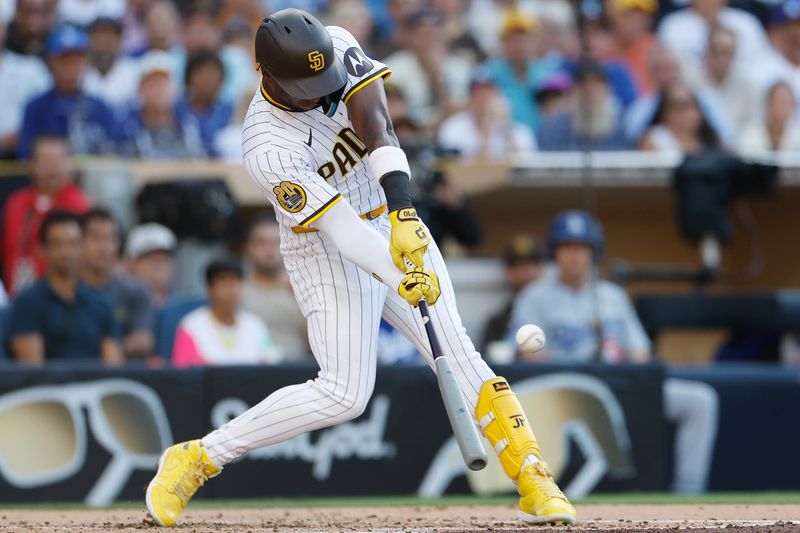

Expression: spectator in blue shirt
xmin=483 ymin=11 xmax=557 ymax=134
xmin=538 ymin=60 xmax=631 ymax=151
xmin=17 ymin=26 xmax=121 ymax=159
xmin=7 ymin=211 xmax=123 ymax=365
xmin=175 ymin=50 xmax=232 ymax=157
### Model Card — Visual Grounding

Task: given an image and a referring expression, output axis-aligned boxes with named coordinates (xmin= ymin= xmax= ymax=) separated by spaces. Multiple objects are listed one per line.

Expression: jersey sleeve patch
xmin=273 ymin=181 xmax=307 ymax=213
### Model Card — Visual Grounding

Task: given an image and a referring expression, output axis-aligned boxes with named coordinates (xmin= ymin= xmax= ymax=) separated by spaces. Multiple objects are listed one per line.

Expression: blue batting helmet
xmin=547 ymin=210 xmax=604 ymax=261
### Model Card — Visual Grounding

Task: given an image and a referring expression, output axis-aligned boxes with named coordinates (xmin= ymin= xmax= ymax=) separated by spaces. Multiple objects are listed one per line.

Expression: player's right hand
xmin=398 ymin=267 xmax=440 ymax=307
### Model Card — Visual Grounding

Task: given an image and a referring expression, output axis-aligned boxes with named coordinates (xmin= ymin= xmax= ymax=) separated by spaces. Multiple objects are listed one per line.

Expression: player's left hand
xmin=398 ymin=267 xmax=440 ymax=307
xmin=388 ymin=207 xmax=430 ymax=271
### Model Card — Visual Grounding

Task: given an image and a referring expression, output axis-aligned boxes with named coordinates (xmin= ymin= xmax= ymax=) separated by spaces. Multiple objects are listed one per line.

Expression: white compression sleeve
xmin=314 ymin=200 xmax=404 ymax=290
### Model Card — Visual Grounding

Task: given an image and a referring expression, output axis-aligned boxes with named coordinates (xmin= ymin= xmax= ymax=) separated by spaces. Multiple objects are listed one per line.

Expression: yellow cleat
xmin=145 ymin=440 xmax=220 ymax=527
xmin=517 ymin=461 xmax=577 ymax=525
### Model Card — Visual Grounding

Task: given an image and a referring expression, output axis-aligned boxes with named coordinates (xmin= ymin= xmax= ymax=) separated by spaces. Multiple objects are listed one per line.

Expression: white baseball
xmin=515 ymin=324 xmax=546 ymax=353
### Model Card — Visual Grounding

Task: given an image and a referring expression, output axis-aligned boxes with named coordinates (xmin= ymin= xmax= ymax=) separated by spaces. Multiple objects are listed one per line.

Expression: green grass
xmin=1 ymin=492 xmax=798 ymax=510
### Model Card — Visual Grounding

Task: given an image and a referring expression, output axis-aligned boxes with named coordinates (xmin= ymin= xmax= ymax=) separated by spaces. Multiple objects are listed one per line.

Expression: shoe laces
xmin=170 ymin=460 xmax=211 ymax=504
xmin=526 ymin=462 xmax=568 ymax=502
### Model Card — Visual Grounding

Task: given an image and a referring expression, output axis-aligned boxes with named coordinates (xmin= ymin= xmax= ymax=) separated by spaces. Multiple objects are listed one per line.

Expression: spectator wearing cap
xmin=8 ymin=211 xmax=123 ymax=365
xmin=121 ymin=51 xmax=205 ymax=159
xmin=737 ymin=81 xmax=800 ymax=156
xmin=437 ymin=70 xmax=536 ymax=160
xmin=0 ymin=16 xmax=50 ymax=157
xmin=751 ymin=0 xmax=800 ymax=99
xmin=480 ymin=234 xmax=546 ymax=354
xmin=538 ymin=60 xmax=630 ymax=151
xmin=483 ymin=11 xmax=556 ymax=134
xmin=4 ymin=0 xmax=51 ymax=57
xmin=126 ymin=223 xmax=177 ymax=309
xmin=82 ymin=18 xmax=141 ymax=111
xmin=80 ymin=208 xmax=155 ymax=359
xmin=2 ymin=135 xmax=90 ymax=294
xmin=383 ymin=10 xmax=472 ymax=127
xmin=174 ymin=50 xmax=233 ymax=157
xmin=606 ymin=0 xmax=658 ymax=95
xmin=172 ymin=258 xmax=281 ymax=367
xmin=687 ymin=24 xmax=760 ymax=134
xmin=657 ymin=0 xmax=769 ymax=75
xmin=535 ymin=72 xmax=573 ymax=119
xmin=17 ymin=26 xmax=121 ymax=158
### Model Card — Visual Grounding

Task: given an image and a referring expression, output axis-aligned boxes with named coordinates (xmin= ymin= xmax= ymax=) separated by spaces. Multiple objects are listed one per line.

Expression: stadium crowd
xmin=0 ymin=0 xmax=795 ymax=161
xmin=1 ymin=0 xmax=800 ymax=367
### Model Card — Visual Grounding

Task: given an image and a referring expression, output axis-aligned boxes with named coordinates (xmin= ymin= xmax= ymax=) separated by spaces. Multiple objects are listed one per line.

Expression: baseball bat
xmin=417 ymin=300 xmax=488 ymax=471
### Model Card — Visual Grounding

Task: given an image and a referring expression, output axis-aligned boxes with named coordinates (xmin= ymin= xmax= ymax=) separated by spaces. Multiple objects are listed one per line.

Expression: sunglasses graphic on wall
xmin=0 ymin=379 xmax=172 ymax=506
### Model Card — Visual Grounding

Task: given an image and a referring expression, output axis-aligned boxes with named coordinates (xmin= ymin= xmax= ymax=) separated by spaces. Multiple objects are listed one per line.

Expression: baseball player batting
xmin=145 ymin=9 xmax=575 ymax=527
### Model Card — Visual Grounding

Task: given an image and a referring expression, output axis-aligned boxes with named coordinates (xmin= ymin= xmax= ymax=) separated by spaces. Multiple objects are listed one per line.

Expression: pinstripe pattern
xmin=201 ymin=28 xmax=496 ymax=468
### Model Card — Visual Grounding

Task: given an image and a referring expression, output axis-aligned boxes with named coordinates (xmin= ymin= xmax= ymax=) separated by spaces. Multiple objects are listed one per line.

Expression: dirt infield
xmin=1 ymin=504 xmax=798 ymax=532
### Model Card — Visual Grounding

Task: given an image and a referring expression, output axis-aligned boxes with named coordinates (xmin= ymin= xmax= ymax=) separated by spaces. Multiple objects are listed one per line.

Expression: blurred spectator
xmin=173 ymin=258 xmax=280 ymax=367
xmin=752 ymin=0 xmax=800 ymax=98
xmin=80 ymin=208 xmax=155 ymax=359
xmin=414 ymin=166 xmax=482 ymax=248
xmin=484 ymin=11 xmax=552 ymax=133
xmin=8 ymin=210 xmax=123 ymax=365
xmin=466 ymin=0 xmax=543 ymax=56
xmin=438 ymin=71 xmax=536 ymax=160
xmin=383 ymin=10 xmax=471 ymax=127
xmin=122 ymin=51 xmax=205 ymax=159
xmin=240 ymin=214 xmax=310 ymax=361
xmin=82 ymin=17 xmax=140 ymax=111
xmin=218 ymin=18 xmax=259 ymax=106
xmin=657 ymin=0 xmax=769 ymax=73
xmin=0 ymin=279 xmax=7 ymax=307
xmin=58 ymin=0 xmax=125 ymax=27
xmin=121 ymin=0 xmax=149 ymax=54
xmin=639 ymin=84 xmax=721 ymax=154
xmin=137 ymin=0 xmax=181 ymax=57
xmin=534 ymin=72 xmax=573 ymax=119
xmin=17 ymin=26 xmax=120 ymax=158
xmin=327 ymin=0 xmax=375 ymax=55
xmin=538 ymin=60 xmax=630 ymax=151
xmin=5 ymin=0 xmax=50 ymax=57
xmin=377 ymin=319 xmax=421 ymax=364
xmin=431 ymin=0 xmax=485 ymax=65
xmin=126 ymin=222 xmax=177 ymax=309
xmin=369 ymin=0 xmax=423 ymax=58
xmin=2 ymin=135 xmax=89 ymax=294
xmin=214 ymin=94 xmax=251 ymax=163
xmin=570 ymin=11 xmax=638 ymax=109
xmin=481 ymin=234 xmax=546 ymax=354
xmin=688 ymin=24 xmax=759 ymax=133
xmin=623 ymin=46 xmax=733 ymax=145
xmin=606 ymin=0 xmax=658 ymax=94
xmin=737 ymin=81 xmax=800 ymax=155
xmin=0 ymin=16 xmax=50 ymax=157
xmin=175 ymin=50 xmax=232 ymax=157
xmin=510 ymin=210 xmax=718 ymax=494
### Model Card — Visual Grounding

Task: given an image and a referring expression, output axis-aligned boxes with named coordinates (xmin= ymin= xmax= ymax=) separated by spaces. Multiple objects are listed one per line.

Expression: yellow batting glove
xmin=398 ymin=268 xmax=440 ymax=307
xmin=388 ymin=207 xmax=430 ymax=271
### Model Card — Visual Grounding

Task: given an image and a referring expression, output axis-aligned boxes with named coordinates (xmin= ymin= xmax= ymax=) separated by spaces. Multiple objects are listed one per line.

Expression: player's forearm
xmin=346 ymin=79 xmax=414 ymax=212
xmin=315 ymin=200 xmax=404 ymax=290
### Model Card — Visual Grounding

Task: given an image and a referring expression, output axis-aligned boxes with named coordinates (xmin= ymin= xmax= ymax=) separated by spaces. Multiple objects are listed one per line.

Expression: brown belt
xmin=291 ymin=203 xmax=387 ymax=233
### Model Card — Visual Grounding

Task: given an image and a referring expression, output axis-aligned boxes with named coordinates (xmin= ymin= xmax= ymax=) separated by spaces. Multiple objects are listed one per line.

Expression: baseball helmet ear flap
xmin=547 ymin=210 xmax=605 ymax=262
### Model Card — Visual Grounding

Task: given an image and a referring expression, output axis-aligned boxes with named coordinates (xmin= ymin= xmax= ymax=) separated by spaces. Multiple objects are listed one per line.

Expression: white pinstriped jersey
xmin=202 ymin=25 xmax=497 ymax=472
xmin=242 ymin=26 xmax=391 ymax=235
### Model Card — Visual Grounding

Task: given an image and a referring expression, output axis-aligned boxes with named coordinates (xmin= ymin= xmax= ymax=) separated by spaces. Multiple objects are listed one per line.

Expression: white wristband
xmin=368 ymin=145 xmax=411 ymax=182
